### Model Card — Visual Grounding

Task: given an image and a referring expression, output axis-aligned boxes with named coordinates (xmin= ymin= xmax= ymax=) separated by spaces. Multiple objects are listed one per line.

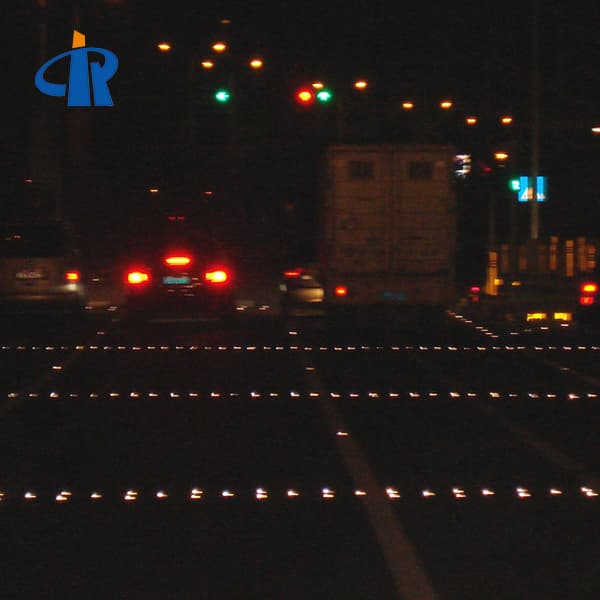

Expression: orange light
xmin=581 ymin=282 xmax=598 ymax=294
xmin=440 ymin=100 xmax=453 ymax=110
xmin=494 ymin=151 xmax=509 ymax=161
xmin=501 ymin=115 xmax=513 ymax=125
xmin=296 ymin=89 xmax=314 ymax=104
xmin=157 ymin=43 xmax=171 ymax=52
xmin=465 ymin=116 xmax=478 ymax=125
xmin=249 ymin=58 xmax=263 ymax=69
xmin=311 ymin=81 xmax=324 ymax=89
xmin=354 ymin=80 xmax=368 ymax=90
xmin=284 ymin=270 xmax=302 ymax=278
xmin=149 ymin=188 xmax=159 ymax=194
xmin=127 ymin=271 xmax=150 ymax=285
xmin=205 ymin=269 xmax=229 ymax=284
xmin=580 ymin=296 xmax=595 ymax=306
xmin=164 ymin=255 xmax=192 ymax=267
xmin=335 ymin=286 xmax=348 ymax=297
xmin=402 ymin=101 xmax=414 ymax=110
xmin=212 ymin=42 xmax=227 ymax=53
xmin=201 ymin=60 xmax=214 ymax=69
xmin=65 ymin=271 xmax=80 ymax=282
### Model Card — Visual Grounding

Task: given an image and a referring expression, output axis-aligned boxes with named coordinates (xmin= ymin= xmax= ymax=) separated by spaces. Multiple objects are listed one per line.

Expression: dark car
xmin=0 ymin=221 xmax=87 ymax=313
xmin=280 ymin=264 xmax=325 ymax=317
xmin=122 ymin=226 xmax=235 ymax=321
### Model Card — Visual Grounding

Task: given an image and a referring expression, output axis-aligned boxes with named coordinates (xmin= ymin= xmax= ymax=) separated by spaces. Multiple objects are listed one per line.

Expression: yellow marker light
xmin=201 ymin=60 xmax=214 ymax=69
xmin=354 ymin=80 xmax=368 ymax=90
xmin=149 ymin=187 xmax=159 ymax=193
xmin=526 ymin=312 xmax=547 ymax=322
xmin=402 ymin=101 xmax=414 ymax=110
xmin=157 ymin=42 xmax=171 ymax=52
xmin=494 ymin=151 xmax=509 ymax=161
xmin=465 ymin=116 xmax=477 ymax=125
xmin=553 ymin=312 xmax=572 ymax=322
xmin=212 ymin=42 xmax=227 ymax=53
xmin=501 ymin=115 xmax=513 ymax=125
xmin=440 ymin=100 xmax=453 ymax=109
xmin=249 ymin=58 xmax=263 ymax=69
xmin=311 ymin=81 xmax=324 ymax=89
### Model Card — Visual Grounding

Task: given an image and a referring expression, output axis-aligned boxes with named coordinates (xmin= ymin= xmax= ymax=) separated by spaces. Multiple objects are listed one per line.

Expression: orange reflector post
xmin=164 ymin=255 xmax=192 ymax=267
xmin=205 ymin=269 xmax=229 ymax=284
xmin=127 ymin=271 xmax=150 ymax=285
xmin=65 ymin=271 xmax=80 ymax=282
xmin=335 ymin=286 xmax=348 ymax=297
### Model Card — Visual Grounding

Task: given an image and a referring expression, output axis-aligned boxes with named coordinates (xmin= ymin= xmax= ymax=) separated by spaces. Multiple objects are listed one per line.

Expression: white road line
xmin=300 ymin=352 xmax=438 ymax=600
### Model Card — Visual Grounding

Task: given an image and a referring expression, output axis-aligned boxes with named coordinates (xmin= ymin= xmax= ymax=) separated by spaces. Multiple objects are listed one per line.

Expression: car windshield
xmin=0 ymin=225 xmax=70 ymax=258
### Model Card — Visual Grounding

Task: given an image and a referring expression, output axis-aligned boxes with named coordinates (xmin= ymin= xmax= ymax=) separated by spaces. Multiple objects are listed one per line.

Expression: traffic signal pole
xmin=529 ymin=0 xmax=540 ymax=242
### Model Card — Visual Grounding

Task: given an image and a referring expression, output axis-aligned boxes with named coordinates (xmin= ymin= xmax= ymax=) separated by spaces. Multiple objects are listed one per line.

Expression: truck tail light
xmin=65 ymin=270 xmax=80 ymax=282
xmin=335 ymin=286 xmax=348 ymax=297
xmin=205 ymin=268 xmax=230 ymax=284
xmin=126 ymin=270 xmax=151 ymax=285
xmin=580 ymin=296 xmax=595 ymax=306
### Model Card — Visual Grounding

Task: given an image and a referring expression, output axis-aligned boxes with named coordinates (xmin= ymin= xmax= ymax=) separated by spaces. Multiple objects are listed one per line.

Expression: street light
xmin=465 ymin=116 xmax=478 ymax=125
xmin=501 ymin=115 xmax=513 ymax=125
xmin=212 ymin=42 xmax=227 ymax=53
xmin=201 ymin=60 xmax=215 ymax=69
xmin=249 ymin=58 xmax=264 ymax=69
xmin=157 ymin=42 xmax=171 ymax=52
xmin=353 ymin=80 xmax=368 ymax=90
xmin=401 ymin=101 xmax=414 ymax=110
xmin=440 ymin=100 xmax=453 ymax=110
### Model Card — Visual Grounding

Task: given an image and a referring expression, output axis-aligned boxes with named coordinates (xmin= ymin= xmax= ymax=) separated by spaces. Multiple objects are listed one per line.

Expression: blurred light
xmin=465 ymin=116 xmax=478 ymax=125
xmin=316 ymin=89 xmax=333 ymax=103
xmin=354 ymin=79 xmax=368 ymax=90
xmin=335 ymin=286 xmax=348 ymax=297
xmin=311 ymin=81 xmax=324 ymax=89
xmin=296 ymin=88 xmax=314 ymax=104
xmin=249 ymin=58 xmax=263 ymax=69
xmin=164 ymin=255 xmax=192 ymax=266
xmin=24 ymin=178 xmax=33 ymax=183
xmin=592 ymin=126 xmax=600 ymax=135
xmin=494 ymin=151 xmax=509 ymax=161
xmin=509 ymin=178 xmax=520 ymax=191
xmin=402 ymin=101 xmax=414 ymax=110
xmin=553 ymin=312 xmax=572 ymax=322
xmin=127 ymin=270 xmax=150 ymax=285
xmin=440 ymin=100 xmax=453 ymax=109
xmin=214 ymin=89 xmax=231 ymax=103
xmin=454 ymin=154 xmax=472 ymax=178
xmin=212 ymin=42 xmax=227 ymax=52
xmin=501 ymin=115 xmax=513 ymax=125
xmin=580 ymin=296 xmax=595 ymax=306
xmin=581 ymin=282 xmax=598 ymax=294
xmin=157 ymin=42 xmax=171 ymax=52
xmin=149 ymin=187 xmax=159 ymax=194
xmin=201 ymin=60 xmax=214 ymax=69
xmin=205 ymin=269 xmax=229 ymax=284
xmin=220 ymin=19 xmax=231 ymax=24
xmin=65 ymin=271 xmax=80 ymax=282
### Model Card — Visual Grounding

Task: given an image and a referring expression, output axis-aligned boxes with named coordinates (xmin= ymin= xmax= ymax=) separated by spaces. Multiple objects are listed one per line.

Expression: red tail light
xmin=580 ymin=296 xmax=595 ymax=306
xmin=164 ymin=255 xmax=192 ymax=267
xmin=205 ymin=269 xmax=229 ymax=284
xmin=284 ymin=269 xmax=302 ymax=278
xmin=581 ymin=282 xmax=598 ymax=294
xmin=65 ymin=270 xmax=80 ymax=282
xmin=126 ymin=270 xmax=150 ymax=285
xmin=470 ymin=286 xmax=481 ymax=294
xmin=335 ymin=286 xmax=348 ymax=297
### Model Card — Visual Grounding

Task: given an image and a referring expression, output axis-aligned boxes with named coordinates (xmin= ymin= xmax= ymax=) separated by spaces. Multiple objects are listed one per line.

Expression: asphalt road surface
xmin=1 ymin=306 xmax=600 ymax=599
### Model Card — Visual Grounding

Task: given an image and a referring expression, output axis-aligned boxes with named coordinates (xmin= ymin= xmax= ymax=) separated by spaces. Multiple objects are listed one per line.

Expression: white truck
xmin=318 ymin=144 xmax=457 ymax=306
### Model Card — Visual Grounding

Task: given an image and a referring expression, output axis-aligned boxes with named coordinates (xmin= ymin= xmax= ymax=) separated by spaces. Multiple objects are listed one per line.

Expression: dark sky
xmin=3 ymin=1 xmax=600 ymax=243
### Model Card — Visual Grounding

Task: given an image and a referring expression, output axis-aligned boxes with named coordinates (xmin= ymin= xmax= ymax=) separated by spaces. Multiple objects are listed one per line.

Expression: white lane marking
xmin=300 ymin=353 xmax=438 ymax=600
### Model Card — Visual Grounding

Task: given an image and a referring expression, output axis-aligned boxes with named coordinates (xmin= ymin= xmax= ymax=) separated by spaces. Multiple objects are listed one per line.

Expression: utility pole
xmin=529 ymin=0 xmax=541 ymax=241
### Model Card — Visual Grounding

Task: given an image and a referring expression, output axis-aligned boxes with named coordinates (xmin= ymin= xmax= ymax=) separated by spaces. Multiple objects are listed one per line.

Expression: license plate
xmin=162 ymin=275 xmax=191 ymax=285
xmin=15 ymin=269 xmax=47 ymax=280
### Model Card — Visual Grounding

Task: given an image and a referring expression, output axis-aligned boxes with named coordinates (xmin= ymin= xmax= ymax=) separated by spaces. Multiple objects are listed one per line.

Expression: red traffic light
xmin=295 ymin=88 xmax=315 ymax=105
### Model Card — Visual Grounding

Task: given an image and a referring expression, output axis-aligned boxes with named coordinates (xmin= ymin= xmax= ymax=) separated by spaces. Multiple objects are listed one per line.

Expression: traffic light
xmin=316 ymin=88 xmax=333 ymax=103
xmin=295 ymin=88 xmax=315 ymax=105
xmin=214 ymin=88 xmax=231 ymax=103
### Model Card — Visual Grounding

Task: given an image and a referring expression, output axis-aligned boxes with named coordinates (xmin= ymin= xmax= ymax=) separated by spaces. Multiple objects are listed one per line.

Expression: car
xmin=122 ymin=227 xmax=236 ymax=322
xmin=0 ymin=221 xmax=88 ymax=314
xmin=280 ymin=263 xmax=325 ymax=317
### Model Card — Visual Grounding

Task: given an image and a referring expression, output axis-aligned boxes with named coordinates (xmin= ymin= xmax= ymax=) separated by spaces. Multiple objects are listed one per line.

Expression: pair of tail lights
xmin=126 ymin=254 xmax=229 ymax=286
xmin=580 ymin=281 xmax=598 ymax=306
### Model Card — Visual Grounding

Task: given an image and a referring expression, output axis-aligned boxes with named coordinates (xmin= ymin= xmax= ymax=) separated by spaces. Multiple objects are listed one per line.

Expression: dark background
xmin=3 ymin=1 xmax=600 ymax=281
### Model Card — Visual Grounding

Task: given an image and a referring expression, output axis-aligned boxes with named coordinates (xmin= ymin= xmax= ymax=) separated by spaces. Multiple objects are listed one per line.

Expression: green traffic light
xmin=509 ymin=178 xmax=520 ymax=192
xmin=214 ymin=89 xmax=231 ymax=103
xmin=316 ymin=89 xmax=333 ymax=103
